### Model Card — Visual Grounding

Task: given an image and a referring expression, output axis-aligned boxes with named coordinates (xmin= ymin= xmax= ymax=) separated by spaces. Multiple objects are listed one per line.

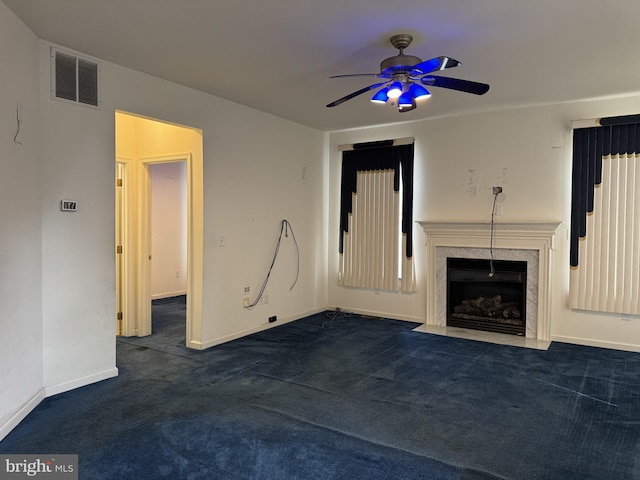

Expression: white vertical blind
xmin=340 ymin=170 xmax=415 ymax=291
xmin=570 ymin=153 xmax=640 ymax=314
xmin=341 ymin=170 xmax=398 ymax=290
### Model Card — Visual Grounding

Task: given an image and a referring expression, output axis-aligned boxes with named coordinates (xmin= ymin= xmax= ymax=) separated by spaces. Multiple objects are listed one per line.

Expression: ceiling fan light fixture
xmin=371 ymin=87 xmax=390 ymax=104
xmin=409 ymin=83 xmax=431 ymax=100
xmin=398 ymin=98 xmax=417 ymax=113
xmin=398 ymin=90 xmax=413 ymax=107
xmin=387 ymin=81 xmax=403 ymax=98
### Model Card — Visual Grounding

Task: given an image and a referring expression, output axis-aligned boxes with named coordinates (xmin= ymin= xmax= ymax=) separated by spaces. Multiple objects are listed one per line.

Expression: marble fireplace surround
xmin=417 ymin=222 xmax=561 ymax=347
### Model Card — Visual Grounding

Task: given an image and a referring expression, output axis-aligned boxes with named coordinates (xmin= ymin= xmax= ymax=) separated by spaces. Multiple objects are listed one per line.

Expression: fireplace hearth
xmin=447 ymin=257 xmax=527 ymax=336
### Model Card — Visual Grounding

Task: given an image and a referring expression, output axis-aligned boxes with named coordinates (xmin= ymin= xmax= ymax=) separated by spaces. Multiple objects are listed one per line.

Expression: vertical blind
xmin=570 ymin=121 xmax=640 ymax=314
xmin=340 ymin=170 xmax=400 ymax=290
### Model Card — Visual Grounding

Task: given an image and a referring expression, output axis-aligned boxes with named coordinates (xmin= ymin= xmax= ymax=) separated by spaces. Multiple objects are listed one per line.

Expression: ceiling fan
xmin=326 ymin=34 xmax=490 ymax=112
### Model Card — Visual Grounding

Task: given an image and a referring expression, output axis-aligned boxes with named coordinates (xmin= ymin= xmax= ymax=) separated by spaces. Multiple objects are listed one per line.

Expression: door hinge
xmin=116 ymin=245 xmax=123 ymax=254
xmin=116 ymin=179 xmax=123 ymax=187
xmin=117 ymin=312 xmax=123 ymax=320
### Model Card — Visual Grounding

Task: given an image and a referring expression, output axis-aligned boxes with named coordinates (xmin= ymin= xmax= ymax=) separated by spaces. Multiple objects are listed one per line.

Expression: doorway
xmin=148 ymin=161 xmax=187 ymax=302
xmin=115 ymin=111 xmax=204 ymax=348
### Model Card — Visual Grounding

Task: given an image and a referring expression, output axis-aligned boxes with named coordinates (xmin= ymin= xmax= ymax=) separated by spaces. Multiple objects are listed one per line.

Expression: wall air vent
xmin=51 ymin=47 xmax=100 ymax=108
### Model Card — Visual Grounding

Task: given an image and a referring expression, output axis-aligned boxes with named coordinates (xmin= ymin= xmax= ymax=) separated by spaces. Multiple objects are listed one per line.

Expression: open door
xmin=115 ymin=162 xmax=125 ymax=335
xmin=115 ymin=158 xmax=146 ymax=336
xmin=114 ymin=155 xmax=152 ymax=337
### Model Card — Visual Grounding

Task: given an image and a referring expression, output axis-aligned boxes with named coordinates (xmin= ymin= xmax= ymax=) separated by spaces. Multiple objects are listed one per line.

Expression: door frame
xmin=139 ymin=153 xmax=204 ymax=347
xmin=115 ymin=151 xmax=204 ymax=347
xmin=139 ymin=152 xmax=202 ymax=349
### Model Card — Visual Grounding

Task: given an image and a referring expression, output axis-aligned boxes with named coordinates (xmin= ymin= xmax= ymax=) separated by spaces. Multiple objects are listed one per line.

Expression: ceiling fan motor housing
xmin=380 ymin=54 xmax=422 ymax=73
xmin=380 ymin=34 xmax=422 ymax=74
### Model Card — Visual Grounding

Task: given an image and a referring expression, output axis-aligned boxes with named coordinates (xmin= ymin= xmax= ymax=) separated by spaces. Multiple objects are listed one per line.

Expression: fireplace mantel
xmin=418 ymin=222 xmax=562 ymax=343
xmin=419 ymin=222 xmax=561 ymax=245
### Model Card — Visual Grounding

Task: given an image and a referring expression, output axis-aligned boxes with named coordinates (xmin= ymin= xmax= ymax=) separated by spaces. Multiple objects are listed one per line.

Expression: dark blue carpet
xmin=2 ymin=297 xmax=640 ymax=479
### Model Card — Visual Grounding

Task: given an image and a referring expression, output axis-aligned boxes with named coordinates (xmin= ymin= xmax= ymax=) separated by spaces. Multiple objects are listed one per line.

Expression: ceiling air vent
xmin=51 ymin=48 xmax=100 ymax=108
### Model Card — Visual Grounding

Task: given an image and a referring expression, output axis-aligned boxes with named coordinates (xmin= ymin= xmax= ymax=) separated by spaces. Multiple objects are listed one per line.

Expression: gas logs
xmin=452 ymin=295 xmax=521 ymax=320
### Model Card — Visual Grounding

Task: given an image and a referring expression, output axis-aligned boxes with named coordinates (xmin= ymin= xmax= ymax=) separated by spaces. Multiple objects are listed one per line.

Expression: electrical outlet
xmin=268 ymin=315 xmax=277 ymax=323
xmin=258 ymin=294 xmax=268 ymax=305
xmin=492 ymin=186 xmax=503 ymax=195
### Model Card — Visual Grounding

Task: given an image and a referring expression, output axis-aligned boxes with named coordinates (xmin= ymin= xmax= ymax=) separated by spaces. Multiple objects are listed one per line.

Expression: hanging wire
xmin=489 ymin=191 xmax=499 ymax=277
xmin=13 ymin=104 xmax=23 ymax=146
xmin=245 ymin=219 xmax=299 ymax=308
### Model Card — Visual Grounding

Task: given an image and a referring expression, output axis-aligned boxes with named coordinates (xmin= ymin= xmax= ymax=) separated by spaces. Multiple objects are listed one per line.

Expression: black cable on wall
xmin=245 ymin=219 xmax=299 ymax=309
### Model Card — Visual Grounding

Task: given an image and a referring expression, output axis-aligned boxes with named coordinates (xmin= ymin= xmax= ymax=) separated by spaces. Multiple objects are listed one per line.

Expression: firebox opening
xmin=447 ymin=257 xmax=527 ymax=336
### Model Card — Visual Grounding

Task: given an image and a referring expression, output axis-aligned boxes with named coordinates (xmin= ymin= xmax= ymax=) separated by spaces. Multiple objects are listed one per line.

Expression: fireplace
xmin=447 ymin=257 xmax=526 ymax=336
xmin=418 ymin=222 xmax=561 ymax=344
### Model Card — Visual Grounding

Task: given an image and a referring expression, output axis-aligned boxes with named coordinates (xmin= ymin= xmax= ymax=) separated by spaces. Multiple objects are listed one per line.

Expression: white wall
xmin=0 ymin=2 xmax=44 ymax=438
xmin=39 ymin=48 xmax=120 ymax=393
xmin=150 ymin=162 xmax=187 ymax=299
xmin=328 ymin=95 xmax=640 ymax=351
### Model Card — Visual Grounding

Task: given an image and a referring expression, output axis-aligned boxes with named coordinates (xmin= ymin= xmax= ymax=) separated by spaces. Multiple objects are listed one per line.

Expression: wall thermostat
xmin=60 ymin=200 xmax=78 ymax=212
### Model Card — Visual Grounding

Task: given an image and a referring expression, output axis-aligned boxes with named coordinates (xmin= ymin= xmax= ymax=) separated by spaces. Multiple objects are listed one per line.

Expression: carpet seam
xmin=248 ymin=403 xmax=509 ymax=480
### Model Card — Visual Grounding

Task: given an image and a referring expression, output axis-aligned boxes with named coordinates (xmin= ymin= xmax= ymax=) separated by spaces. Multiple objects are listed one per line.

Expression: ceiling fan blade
xmin=326 ymin=81 xmax=388 ymax=107
xmin=410 ymin=56 xmax=461 ymax=75
xmin=329 ymin=73 xmax=385 ymax=79
xmin=421 ymin=75 xmax=490 ymax=95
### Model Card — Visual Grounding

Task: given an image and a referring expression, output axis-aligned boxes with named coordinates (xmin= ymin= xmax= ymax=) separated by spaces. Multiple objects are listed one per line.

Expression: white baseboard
xmin=551 ymin=335 xmax=640 ymax=353
xmin=0 ymin=388 xmax=46 ymax=442
xmin=44 ymin=368 xmax=119 ymax=397
xmin=191 ymin=308 xmax=326 ymax=350
xmin=151 ymin=291 xmax=187 ymax=300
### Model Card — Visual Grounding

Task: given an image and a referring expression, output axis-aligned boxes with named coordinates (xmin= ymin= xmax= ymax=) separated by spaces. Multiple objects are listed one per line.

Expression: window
xmin=570 ymin=119 xmax=640 ymax=314
xmin=339 ymin=142 xmax=416 ymax=293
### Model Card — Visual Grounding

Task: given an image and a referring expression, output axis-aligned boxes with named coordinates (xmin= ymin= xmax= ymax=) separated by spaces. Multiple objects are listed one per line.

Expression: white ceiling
xmin=5 ymin=0 xmax=640 ymax=132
